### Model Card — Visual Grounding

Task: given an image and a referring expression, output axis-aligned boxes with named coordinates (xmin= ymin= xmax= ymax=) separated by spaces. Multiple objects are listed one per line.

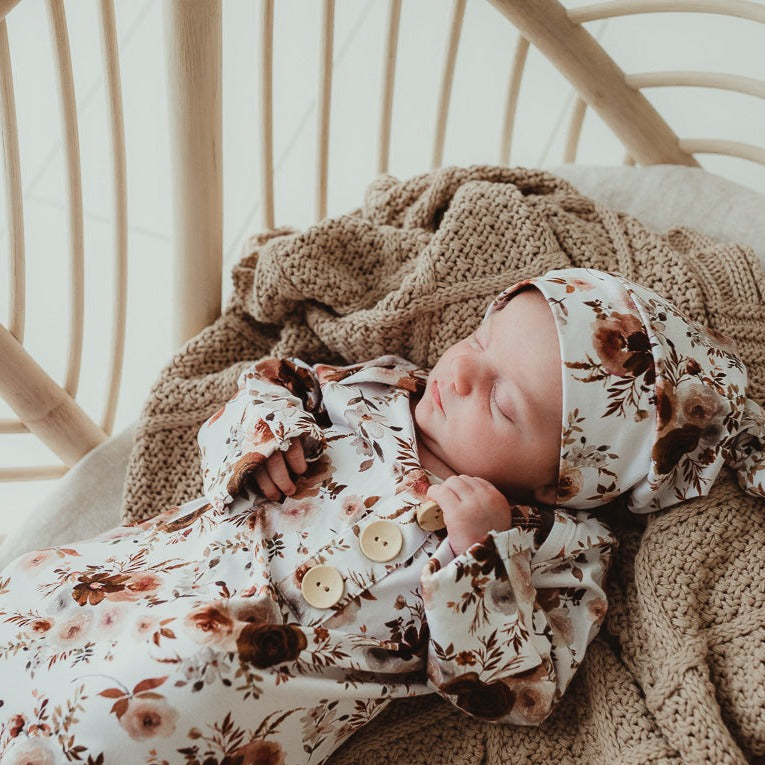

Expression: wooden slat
xmin=316 ymin=0 xmax=334 ymax=222
xmin=163 ymin=0 xmax=223 ymax=347
xmin=499 ymin=34 xmax=529 ymax=165
xmin=627 ymin=71 xmax=765 ymax=100
xmin=377 ymin=0 xmax=401 ymax=175
xmin=260 ymin=0 xmax=274 ymax=230
xmin=47 ymin=0 xmax=85 ymax=399
xmin=0 ymin=19 xmax=24 ymax=342
xmin=432 ymin=0 xmax=466 ymax=169
xmin=679 ymin=139 xmax=765 ymax=165
xmin=487 ymin=0 xmax=699 ymax=167
xmin=97 ymin=0 xmax=127 ymax=436
xmin=0 ymin=323 xmax=107 ymax=466
xmin=564 ymin=97 xmax=587 ymax=162
xmin=0 ymin=0 xmax=21 ymax=23
xmin=569 ymin=0 xmax=765 ymax=25
xmin=0 ymin=465 xmax=67 ymax=481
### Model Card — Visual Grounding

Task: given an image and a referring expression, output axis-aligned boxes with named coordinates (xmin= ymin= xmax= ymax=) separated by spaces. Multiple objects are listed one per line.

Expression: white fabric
xmin=551 ymin=164 xmax=765 ymax=266
xmin=6 ymin=165 xmax=765 ymax=561
xmin=0 ymin=424 xmax=134 ymax=570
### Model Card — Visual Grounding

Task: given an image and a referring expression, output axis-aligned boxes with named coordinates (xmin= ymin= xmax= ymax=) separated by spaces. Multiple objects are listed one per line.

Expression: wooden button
xmin=416 ymin=499 xmax=445 ymax=531
xmin=300 ymin=565 xmax=344 ymax=608
xmin=359 ymin=520 xmax=403 ymax=562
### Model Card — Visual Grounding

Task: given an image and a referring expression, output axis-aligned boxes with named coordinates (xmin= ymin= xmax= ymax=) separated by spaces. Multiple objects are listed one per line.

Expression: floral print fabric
xmin=0 ymin=355 xmax=613 ymax=764
xmin=486 ymin=268 xmax=765 ymax=513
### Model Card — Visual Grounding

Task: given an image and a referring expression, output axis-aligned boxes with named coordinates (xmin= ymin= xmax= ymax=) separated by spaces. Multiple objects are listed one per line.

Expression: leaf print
xmin=98 ymin=687 xmax=125 ymax=699
xmin=133 ymin=676 xmax=168 ymax=695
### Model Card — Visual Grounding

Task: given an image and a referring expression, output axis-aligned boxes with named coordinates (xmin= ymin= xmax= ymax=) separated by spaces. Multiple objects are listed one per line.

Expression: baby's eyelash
xmin=491 ymin=383 xmax=512 ymax=421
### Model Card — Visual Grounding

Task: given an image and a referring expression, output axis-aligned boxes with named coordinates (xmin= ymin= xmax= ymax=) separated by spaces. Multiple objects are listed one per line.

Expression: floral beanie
xmin=485 ymin=267 xmax=765 ymax=513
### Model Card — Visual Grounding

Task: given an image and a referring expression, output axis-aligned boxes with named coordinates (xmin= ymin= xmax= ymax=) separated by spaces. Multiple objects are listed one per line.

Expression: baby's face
xmin=414 ymin=288 xmax=562 ymax=505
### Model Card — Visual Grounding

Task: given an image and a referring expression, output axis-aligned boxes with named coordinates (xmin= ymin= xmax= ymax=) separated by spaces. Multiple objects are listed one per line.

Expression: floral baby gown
xmin=0 ymin=355 xmax=615 ymax=765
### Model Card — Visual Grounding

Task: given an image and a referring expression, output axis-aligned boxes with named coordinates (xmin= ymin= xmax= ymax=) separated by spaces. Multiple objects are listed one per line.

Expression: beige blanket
xmin=122 ymin=166 xmax=765 ymax=763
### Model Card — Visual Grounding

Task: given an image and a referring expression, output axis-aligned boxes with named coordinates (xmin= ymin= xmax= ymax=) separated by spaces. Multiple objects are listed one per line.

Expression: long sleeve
xmin=420 ymin=508 xmax=614 ymax=726
xmin=197 ymin=357 xmax=328 ymax=507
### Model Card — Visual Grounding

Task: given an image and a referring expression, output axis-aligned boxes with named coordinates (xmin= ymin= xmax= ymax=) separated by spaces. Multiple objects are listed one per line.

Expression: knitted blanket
xmin=122 ymin=166 xmax=765 ymax=763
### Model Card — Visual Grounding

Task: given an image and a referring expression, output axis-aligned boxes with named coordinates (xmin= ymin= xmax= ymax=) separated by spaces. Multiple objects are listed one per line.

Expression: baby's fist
xmin=427 ymin=475 xmax=512 ymax=556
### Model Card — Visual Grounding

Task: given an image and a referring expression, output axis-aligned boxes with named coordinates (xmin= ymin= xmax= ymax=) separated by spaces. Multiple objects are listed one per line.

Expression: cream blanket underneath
xmin=122 ymin=166 xmax=765 ymax=763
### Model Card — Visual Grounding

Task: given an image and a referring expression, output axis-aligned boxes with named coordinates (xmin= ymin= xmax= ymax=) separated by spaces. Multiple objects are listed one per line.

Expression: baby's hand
xmin=253 ymin=439 xmax=307 ymax=500
xmin=427 ymin=475 xmax=512 ymax=556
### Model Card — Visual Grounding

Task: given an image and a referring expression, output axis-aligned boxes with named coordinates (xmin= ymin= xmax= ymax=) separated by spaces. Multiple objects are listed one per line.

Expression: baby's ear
xmin=532 ymin=483 xmax=557 ymax=507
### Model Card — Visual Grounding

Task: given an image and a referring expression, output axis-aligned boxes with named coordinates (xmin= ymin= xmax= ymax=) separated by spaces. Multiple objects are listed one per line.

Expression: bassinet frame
xmin=0 ymin=0 xmax=763 ymax=483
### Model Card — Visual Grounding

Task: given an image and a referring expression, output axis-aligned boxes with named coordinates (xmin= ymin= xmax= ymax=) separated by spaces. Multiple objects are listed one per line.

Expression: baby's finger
xmin=265 ymin=451 xmax=296 ymax=496
xmin=253 ymin=466 xmax=282 ymax=501
xmin=426 ymin=482 xmax=462 ymax=509
xmin=284 ymin=439 xmax=307 ymax=476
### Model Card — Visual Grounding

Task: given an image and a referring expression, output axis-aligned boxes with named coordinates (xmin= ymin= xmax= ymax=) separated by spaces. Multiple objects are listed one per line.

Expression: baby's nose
xmin=452 ymin=354 xmax=479 ymax=396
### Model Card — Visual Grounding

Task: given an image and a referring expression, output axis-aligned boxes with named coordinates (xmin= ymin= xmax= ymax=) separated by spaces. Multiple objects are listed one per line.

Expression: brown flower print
xmin=504 ymin=664 xmax=556 ymax=725
xmin=655 ymin=378 xmax=677 ymax=429
xmin=394 ymin=467 xmax=431 ymax=500
xmin=29 ymin=618 xmax=54 ymax=635
xmin=340 ymin=494 xmax=365 ymax=522
xmin=232 ymin=738 xmax=286 ymax=765
xmin=704 ymin=326 xmax=739 ymax=355
xmin=251 ymin=357 xmax=317 ymax=407
xmin=3 ymin=738 xmax=58 ymax=765
xmin=440 ymin=671 xmax=515 ymax=720
xmin=118 ymin=697 xmax=179 ymax=741
xmin=236 ymin=623 xmax=307 ymax=668
xmin=49 ymin=612 xmax=92 ymax=647
xmin=592 ymin=312 xmax=654 ymax=381
xmin=72 ymin=571 xmax=131 ymax=606
xmin=652 ymin=424 xmax=701 ymax=474
xmin=682 ymin=383 xmax=724 ymax=428
xmin=8 ymin=714 xmax=25 ymax=737
xmin=556 ymin=466 xmax=583 ymax=503
xmin=486 ymin=579 xmax=517 ymax=616
xmin=184 ymin=604 xmax=234 ymax=646
xmin=104 ymin=571 xmax=163 ymax=603
xmin=229 ymin=597 xmax=281 ymax=625
xmin=587 ymin=597 xmax=608 ymax=624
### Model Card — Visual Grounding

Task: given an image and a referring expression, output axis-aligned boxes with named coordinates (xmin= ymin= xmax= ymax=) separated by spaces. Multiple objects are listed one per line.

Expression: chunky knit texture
xmin=121 ymin=166 xmax=765 ymax=763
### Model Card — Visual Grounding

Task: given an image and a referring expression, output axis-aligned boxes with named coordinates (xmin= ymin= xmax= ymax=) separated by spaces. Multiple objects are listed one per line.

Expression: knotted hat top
xmin=485 ymin=268 xmax=765 ymax=513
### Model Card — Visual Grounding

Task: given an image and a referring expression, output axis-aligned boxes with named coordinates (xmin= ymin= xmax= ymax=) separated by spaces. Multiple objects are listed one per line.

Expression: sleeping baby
xmin=1 ymin=267 xmax=763 ymax=765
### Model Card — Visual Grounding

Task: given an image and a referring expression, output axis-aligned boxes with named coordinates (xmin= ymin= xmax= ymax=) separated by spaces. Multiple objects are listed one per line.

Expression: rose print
xmin=184 ymin=604 xmax=234 ymax=646
xmin=231 ymin=738 xmax=286 ymax=765
xmin=652 ymin=424 xmax=701 ymax=474
xmin=592 ymin=312 xmax=654 ymax=381
xmin=440 ymin=671 xmax=515 ymax=720
xmin=99 ymin=676 xmax=178 ymax=741
xmin=556 ymin=465 xmax=584 ymax=503
xmin=71 ymin=571 xmax=131 ymax=607
xmin=2 ymin=737 xmax=59 ymax=765
xmin=119 ymin=697 xmax=180 ymax=741
xmin=236 ymin=623 xmax=307 ymax=668
xmin=49 ymin=611 xmax=93 ymax=648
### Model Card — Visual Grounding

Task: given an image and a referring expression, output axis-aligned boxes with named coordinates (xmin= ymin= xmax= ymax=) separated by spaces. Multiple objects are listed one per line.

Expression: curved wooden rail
xmin=488 ymin=0 xmax=698 ymax=167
